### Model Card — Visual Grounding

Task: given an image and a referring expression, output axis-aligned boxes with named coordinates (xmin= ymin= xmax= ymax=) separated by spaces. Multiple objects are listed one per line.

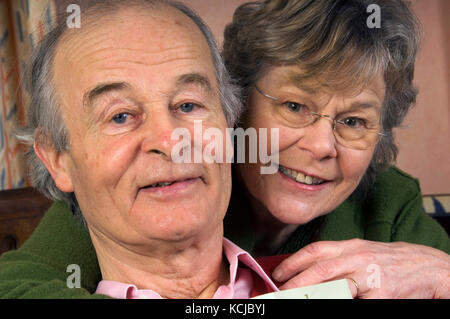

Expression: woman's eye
xmin=179 ymin=102 xmax=196 ymax=113
xmin=284 ymin=102 xmax=307 ymax=113
xmin=341 ymin=117 xmax=366 ymax=128
xmin=112 ymin=113 xmax=130 ymax=124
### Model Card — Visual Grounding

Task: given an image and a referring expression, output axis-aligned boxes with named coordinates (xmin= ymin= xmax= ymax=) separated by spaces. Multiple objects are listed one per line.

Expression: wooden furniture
xmin=0 ymin=188 xmax=52 ymax=255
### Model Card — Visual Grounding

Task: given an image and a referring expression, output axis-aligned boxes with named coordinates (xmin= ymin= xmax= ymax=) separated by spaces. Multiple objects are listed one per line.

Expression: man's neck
xmin=89 ymin=226 xmax=229 ymax=299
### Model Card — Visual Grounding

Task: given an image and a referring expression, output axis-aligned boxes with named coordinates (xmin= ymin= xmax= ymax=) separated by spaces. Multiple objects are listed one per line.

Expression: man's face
xmin=49 ymin=7 xmax=231 ymax=246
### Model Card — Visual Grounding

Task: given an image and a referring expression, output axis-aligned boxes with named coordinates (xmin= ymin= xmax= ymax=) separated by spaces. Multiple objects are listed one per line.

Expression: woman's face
xmin=238 ymin=65 xmax=386 ymax=224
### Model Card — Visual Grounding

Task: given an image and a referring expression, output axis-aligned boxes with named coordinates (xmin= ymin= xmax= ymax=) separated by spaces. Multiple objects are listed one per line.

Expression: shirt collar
xmin=95 ymin=237 xmax=279 ymax=299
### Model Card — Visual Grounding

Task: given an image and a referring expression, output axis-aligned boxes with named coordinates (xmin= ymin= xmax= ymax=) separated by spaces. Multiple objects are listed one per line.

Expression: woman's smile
xmin=278 ymin=164 xmax=329 ymax=186
xmin=277 ymin=164 xmax=332 ymax=192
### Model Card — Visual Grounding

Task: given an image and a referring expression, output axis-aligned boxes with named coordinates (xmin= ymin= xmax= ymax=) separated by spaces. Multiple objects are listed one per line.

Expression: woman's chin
xmin=266 ymin=200 xmax=322 ymax=225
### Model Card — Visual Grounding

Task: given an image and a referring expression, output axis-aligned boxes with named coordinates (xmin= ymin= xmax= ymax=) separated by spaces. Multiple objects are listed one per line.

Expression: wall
xmin=394 ymin=0 xmax=450 ymax=195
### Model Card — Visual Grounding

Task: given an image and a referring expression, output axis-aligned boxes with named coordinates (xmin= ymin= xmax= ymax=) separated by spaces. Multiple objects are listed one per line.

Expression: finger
xmin=279 ymin=257 xmax=358 ymax=290
xmin=346 ymin=278 xmax=359 ymax=298
xmin=281 ymin=275 xmax=362 ymax=299
xmin=273 ymin=241 xmax=347 ymax=282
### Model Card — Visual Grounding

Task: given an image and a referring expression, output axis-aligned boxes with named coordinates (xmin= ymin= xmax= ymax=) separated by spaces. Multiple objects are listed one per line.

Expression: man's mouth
xmin=145 ymin=181 xmax=176 ymax=189
xmin=278 ymin=165 xmax=328 ymax=186
xmin=141 ymin=177 xmax=200 ymax=190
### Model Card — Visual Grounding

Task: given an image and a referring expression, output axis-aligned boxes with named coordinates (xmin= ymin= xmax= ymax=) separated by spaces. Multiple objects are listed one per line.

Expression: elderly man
xmin=0 ymin=0 xmax=279 ymax=299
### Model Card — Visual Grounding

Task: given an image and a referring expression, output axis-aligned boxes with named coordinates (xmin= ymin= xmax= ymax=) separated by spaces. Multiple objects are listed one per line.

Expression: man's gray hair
xmin=17 ymin=0 xmax=243 ymax=223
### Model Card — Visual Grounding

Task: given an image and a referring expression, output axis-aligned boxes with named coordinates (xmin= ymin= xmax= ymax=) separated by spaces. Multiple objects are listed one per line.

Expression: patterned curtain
xmin=0 ymin=0 xmax=56 ymax=190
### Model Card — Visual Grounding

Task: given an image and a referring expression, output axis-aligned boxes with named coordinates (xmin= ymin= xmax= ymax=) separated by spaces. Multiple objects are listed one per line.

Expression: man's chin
xmin=130 ymin=206 xmax=214 ymax=234
xmin=131 ymin=222 xmax=214 ymax=245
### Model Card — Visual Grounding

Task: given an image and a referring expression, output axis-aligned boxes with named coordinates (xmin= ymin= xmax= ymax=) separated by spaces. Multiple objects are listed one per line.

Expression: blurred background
xmin=0 ymin=0 xmax=449 ymax=196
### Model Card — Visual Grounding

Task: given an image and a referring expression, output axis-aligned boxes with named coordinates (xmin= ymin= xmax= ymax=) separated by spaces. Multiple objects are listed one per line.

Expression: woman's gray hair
xmin=223 ymin=0 xmax=421 ymax=197
xmin=17 ymin=0 xmax=242 ymax=223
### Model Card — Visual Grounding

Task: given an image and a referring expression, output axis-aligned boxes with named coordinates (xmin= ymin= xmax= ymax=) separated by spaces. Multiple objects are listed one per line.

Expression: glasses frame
xmin=254 ymin=85 xmax=387 ymax=140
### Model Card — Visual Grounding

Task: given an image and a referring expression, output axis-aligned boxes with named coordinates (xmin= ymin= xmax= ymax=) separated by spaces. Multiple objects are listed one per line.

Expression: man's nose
xmin=296 ymin=118 xmax=338 ymax=161
xmin=140 ymin=110 xmax=180 ymax=159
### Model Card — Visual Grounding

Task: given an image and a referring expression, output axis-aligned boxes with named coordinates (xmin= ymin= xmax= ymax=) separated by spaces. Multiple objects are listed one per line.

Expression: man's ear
xmin=34 ymin=139 xmax=74 ymax=193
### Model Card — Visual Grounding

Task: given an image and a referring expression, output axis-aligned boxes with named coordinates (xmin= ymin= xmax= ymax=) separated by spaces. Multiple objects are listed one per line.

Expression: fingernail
xmin=272 ymin=269 xmax=283 ymax=281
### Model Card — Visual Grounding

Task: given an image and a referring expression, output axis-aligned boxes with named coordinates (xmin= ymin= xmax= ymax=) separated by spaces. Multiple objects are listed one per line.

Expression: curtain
xmin=0 ymin=0 xmax=56 ymax=190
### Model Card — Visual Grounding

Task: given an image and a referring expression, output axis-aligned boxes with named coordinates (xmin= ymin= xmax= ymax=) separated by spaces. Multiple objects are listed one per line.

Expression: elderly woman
xmin=0 ymin=0 xmax=448 ymax=299
xmin=222 ymin=0 xmax=450 ymax=298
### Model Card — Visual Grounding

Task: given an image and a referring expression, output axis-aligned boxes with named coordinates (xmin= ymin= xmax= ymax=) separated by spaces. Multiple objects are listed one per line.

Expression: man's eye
xmin=112 ymin=113 xmax=130 ymax=124
xmin=179 ymin=102 xmax=196 ymax=113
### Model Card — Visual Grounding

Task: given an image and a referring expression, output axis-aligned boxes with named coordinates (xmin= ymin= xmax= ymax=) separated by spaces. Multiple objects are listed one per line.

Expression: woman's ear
xmin=34 ymin=139 xmax=74 ymax=193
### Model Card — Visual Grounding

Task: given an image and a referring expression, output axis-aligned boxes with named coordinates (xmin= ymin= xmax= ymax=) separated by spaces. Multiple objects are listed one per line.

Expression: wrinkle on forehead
xmin=51 ymin=4 xmax=215 ymax=111
xmin=58 ymin=7 xmax=197 ymax=56
xmin=56 ymin=4 xmax=204 ymax=69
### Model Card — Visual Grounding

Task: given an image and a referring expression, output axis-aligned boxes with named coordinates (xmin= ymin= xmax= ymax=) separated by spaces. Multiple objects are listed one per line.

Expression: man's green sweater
xmin=0 ymin=166 xmax=448 ymax=298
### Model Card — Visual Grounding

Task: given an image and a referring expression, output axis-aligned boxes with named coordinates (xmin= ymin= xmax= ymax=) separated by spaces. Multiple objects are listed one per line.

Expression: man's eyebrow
xmin=83 ymin=82 xmax=130 ymax=108
xmin=175 ymin=73 xmax=214 ymax=95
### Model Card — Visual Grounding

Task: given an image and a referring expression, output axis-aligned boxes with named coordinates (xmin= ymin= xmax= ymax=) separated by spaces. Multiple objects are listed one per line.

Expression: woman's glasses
xmin=254 ymin=85 xmax=386 ymax=150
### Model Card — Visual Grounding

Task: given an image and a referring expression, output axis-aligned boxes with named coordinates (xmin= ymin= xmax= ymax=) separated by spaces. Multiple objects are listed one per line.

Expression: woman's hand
xmin=272 ymin=239 xmax=450 ymax=298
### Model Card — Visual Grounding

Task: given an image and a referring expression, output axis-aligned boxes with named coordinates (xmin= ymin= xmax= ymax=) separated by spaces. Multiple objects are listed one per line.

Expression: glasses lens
xmin=277 ymin=103 xmax=315 ymax=128
xmin=335 ymin=124 xmax=381 ymax=150
xmin=336 ymin=124 xmax=366 ymax=140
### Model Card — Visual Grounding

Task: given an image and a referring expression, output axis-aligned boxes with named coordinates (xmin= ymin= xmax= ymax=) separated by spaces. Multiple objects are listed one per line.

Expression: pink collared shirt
xmin=95 ymin=238 xmax=279 ymax=299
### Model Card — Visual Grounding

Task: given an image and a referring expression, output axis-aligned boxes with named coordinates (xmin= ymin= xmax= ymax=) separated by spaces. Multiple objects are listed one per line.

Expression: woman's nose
xmin=296 ymin=118 xmax=338 ymax=161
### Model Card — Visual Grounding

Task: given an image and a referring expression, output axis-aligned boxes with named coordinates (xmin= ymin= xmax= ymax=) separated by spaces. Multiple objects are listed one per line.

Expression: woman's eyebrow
xmin=83 ymin=82 xmax=130 ymax=109
xmin=285 ymin=73 xmax=319 ymax=95
xmin=347 ymin=100 xmax=382 ymax=112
